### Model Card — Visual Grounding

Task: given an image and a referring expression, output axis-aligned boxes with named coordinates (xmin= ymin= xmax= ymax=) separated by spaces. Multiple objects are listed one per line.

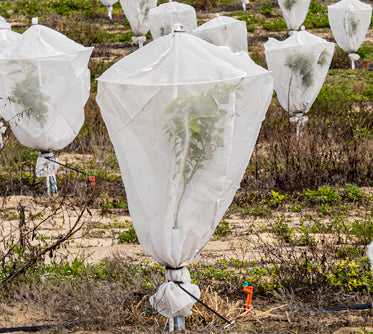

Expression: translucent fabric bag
xmin=97 ymin=31 xmax=273 ymax=318
xmin=120 ymin=0 xmax=157 ymax=37
xmin=99 ymin=0 xmax=118 ymax=19
xmin=328 ymin=0 xmax=371 ymax=68
xmin=191 ymin=15 xmax=248 ymax=53
xmin=278 ymin=0 xmax=311 ymax=31
xmin=0 ymin=16 xmax=20 ymax=57
xmin=148 ymin=1 xmax=197 ymax=39
xmin=0 ymin=23 xmax=93 ymax=152
xmin=264 ymin=31 xmax=334 ymax=122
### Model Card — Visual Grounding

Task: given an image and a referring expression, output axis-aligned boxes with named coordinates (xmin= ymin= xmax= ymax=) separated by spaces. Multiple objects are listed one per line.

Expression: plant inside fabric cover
xmin=264 ymin=30 xmax=334 ymax=138
xmin=328 ymin=0 xmax=372 ymax=69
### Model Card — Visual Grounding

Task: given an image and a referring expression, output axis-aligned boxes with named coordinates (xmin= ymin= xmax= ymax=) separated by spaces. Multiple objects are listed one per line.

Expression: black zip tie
xmin=175 ymin=282 xmax=235 ymax=328
xmin=165 ymin=266 xmax=184 ymax=270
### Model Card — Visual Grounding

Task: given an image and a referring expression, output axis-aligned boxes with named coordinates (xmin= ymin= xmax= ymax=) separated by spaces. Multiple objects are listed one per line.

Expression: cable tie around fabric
xmin=175 ymin=282 xmax=235 ymax=328
xmin=165 ymin=266 xmax=184 ymax=270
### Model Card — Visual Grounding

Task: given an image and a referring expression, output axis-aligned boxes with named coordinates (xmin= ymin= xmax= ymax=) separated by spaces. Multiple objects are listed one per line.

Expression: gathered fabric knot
xmin=149 ymin=267 xmax=200 ymax=318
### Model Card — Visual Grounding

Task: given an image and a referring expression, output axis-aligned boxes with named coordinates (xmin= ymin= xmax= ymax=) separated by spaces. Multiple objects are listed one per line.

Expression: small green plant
xmin=283 ymin=0 xmax=296 ymax=10
xmin=213 ymin=220 xmax=231 ymax=240
xmin=164 ymin=85 xmax=233 ymax=228
xmin=327 ymin=257 xmax=373 ymax=292
xmin=290 ymin=203 xmax=302 ymax=212
xmin=294 ymin=225 xmax=315 ymax=246
xmin=336 ymin=246 xmax=364 ymax=259
xmin=267 ymin=190 xmax=286 ymax=208
xmin=100 ymin=192 xmax=114 ymax=215
xmin=10 ymin=62 xmax=50 ymax=127
xmin=303 ymin=2 xmax=329 ymax=28
xmin=302 ymin=186 xmax=342 ymax=204
xmin=342 ymin=184 xmax=368 ymax=202
xmin=318 ymin=204 xmax=334 ymax=217
xmin=285 ymin=52 xmax=314 ymax=88
xmin=344 ymin=13 xmax=359 ymax=37
xmin=273 ymin=218 xmax=292 ymax=243
xmin=260 ymin=0 xmax=273 ymax=16
xmin=262 ymin=18 xmax=287 ymax=31
xmin=117 ymin=225 xmax=139 ymax=244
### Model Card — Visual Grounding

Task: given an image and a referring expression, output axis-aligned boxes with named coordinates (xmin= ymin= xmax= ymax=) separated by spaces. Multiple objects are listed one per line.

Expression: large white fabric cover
xmin=328 ymin=0 xmax=372 ymax=54
xmin=191 ymin=15 xmax=248 ymax=53
xmin=278 ymin=0 xmax=311 ymax=31
xmin=0 ymin=24 xmax=93 ymax=152
xmin=148 ymin=1 xmax=197 ymax=39
xmin=0 ymin=16 xmax=20 ymax=57
xmin=120 ymin=0 xmax=157 ymax=36
xmin=97 ymin=32 xmax=273 ymax=318
xmin=264 ymin=31 xmax=334 ymax=116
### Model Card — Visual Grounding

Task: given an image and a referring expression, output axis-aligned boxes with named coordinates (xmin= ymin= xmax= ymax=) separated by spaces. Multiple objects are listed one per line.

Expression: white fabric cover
xmin=148 ymin=1 xmax=197 ymax=39
xmin=120 ymin=0 xmax=157 ymax=36
xmin=0 ymin=24 xmax=93 ymax=152
xmin=0 ymin=16 xmax=20 ymax=57
xmin=278 ymin=0 xmax=311 ymax=31
xmin=368 ymin=242 xmax=373 ymax=275
xmin=97 ymin=32 xmax=273 ymax=318
xmin=149 ymin=268 xmax=200 ymax=317
xmin=35 ymin=152 xmax=59 ymax=177
xmin=100 ymin=0 xmax=118 ymax=6
xmin=0 ymin=16 xmax=11 ymax=29
xmin=191 ymin=15 xmax=248 ymax=53
xmin=264 ymin=31 xmax=334 ymax=116
xmin=328 ymin=0 xmax=372 ymax=54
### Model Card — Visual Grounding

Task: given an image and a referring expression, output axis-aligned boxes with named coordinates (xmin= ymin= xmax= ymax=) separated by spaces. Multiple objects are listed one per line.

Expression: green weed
xmin=117 ymin=225 xmax=138 ymax=244
xmin=262 ymin=18 xmax=287 ymax=31
xmin=213 ymin=220 xmax=231 ymax=240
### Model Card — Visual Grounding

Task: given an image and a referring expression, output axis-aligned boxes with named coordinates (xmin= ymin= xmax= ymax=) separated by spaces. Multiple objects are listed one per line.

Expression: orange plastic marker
xmin=88 ymin=174 xmax=95 ymax=190
xmin=250 ymin=2 xmax=254 ymax=9
xmin=243 ymin=282 xmax=253 ymax=315
xmin=116 ymin=12 xmax=120 ymax=20
xmin=367 ymin=60 xmax=370 ymax=69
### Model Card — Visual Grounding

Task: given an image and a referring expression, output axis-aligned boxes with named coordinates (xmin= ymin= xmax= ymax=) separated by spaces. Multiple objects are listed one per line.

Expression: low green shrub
xmin=303 ymin=2 xmax=329 ymax=28
xmin=262 ymin=18 xmax=286 ymax=31
xmin=260 ymin=0 xmax=273 ymax=16
xmin=117 ymin=225 xmax=139 ymax=244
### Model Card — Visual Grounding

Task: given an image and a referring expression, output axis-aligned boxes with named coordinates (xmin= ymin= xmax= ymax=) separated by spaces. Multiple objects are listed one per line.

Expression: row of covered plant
xmin=0 ymin=0 xmax=371 ymax=331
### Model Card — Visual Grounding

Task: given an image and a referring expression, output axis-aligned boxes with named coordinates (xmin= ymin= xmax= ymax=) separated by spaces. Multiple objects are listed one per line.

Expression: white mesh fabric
xmin=191 ymin=15 xmax=248 ymax=53
xmin=149 ymin=268 xmax=200 ymax=317
xmin=0 ymin=31 xmax=20 ymax=58
xmin=0 ymin=16 xmax=11 ymax=29
xmin=278 ymin=0 xmax=311 ymax=31
xmin=99 ymin=0 xmax=118 ymax=6
xmin=264 ymin=31 xmax=334 ymax=115
xmin=368 ymin=242 xmax=373 ymax=275
xmin=97 ymin=32 xmax=273 ymax=318
xmin=328 ymin=0 xmax=372 ymax=54
xmin=0 ymin=24 xmax=93 ymax=152
xmin=148 ymin=1 xmax=197 ymax=39
xmin=120 ymin=0 xmax=157 ymax=36
xmin=0 ymin=16 xmax=20 ymax=58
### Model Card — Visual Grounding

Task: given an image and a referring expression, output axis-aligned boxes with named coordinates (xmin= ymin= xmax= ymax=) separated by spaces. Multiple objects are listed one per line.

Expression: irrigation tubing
xmin=0 ymin=321 xmax=78 ymax=333
xmin=315 ymin=303 xmax=372 ymax=312
xmin=175 ymin=282 xmax=234 ymax=328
